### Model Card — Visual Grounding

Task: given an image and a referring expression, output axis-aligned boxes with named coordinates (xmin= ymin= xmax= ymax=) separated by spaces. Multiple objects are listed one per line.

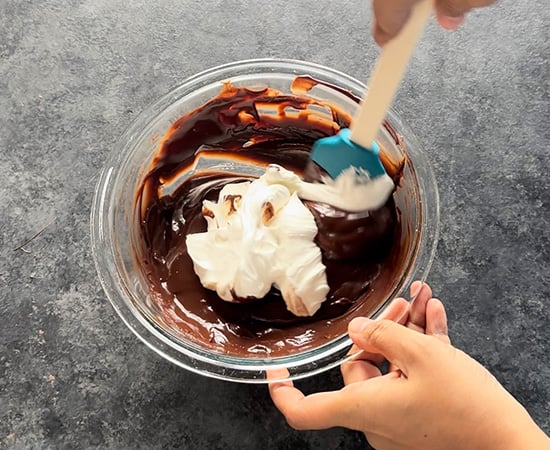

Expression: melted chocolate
xmin=135 ymin=77 xmax=407 ymax=357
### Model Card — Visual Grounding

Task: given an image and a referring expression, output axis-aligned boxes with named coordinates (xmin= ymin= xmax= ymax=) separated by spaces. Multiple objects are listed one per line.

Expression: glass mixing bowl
xmin=90 ymin=59 xmax=439 ymax=383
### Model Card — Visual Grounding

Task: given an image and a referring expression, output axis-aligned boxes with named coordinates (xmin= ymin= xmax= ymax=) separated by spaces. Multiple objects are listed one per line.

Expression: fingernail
xmin=411 ymin=281 xmax=422 ymax=298
xmin=349 ymin=317 xmax=372 ymax=334
xmin=439 ymin=14 xmax=465 ymax=30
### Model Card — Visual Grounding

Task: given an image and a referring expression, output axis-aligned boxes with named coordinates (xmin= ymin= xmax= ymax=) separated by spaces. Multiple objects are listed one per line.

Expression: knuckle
xmin=372 ymin=319 xmax=393 ymax=338
xmin=364 ymin=319 xmax=393 ymax=346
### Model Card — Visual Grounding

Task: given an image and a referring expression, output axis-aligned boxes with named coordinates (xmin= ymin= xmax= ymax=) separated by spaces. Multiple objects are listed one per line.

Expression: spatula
xmin=310 ymin=0 xmax=432 ymax=189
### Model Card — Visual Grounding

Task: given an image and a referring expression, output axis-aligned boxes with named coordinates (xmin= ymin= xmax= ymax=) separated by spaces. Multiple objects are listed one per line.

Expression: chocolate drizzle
xmin=134 ymin=77 xmax=407 ymax=357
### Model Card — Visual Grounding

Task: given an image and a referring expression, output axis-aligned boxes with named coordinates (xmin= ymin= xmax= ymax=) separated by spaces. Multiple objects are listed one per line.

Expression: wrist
xmin=510 ymin=420 xmax=550 ymax=449
xmin=489 ymin=406 xmax=550 ymax=450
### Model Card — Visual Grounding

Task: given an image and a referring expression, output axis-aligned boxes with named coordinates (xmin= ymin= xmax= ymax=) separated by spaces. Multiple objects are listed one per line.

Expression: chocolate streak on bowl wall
xmin=134 ymin=77 xmax=407 ymax=357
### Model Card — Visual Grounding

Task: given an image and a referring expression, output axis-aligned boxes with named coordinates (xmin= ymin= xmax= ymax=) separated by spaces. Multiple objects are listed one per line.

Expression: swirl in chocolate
xmin=135 ymin=77 xmax=406 ymax=357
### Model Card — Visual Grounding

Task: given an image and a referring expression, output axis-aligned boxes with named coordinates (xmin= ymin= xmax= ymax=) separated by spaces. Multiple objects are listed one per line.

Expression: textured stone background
xmin=1 ymin=0 xmax=548 ymax=448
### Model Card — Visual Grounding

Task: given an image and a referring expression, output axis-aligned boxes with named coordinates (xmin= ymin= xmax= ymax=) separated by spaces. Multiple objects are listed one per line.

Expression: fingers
xmin=269 ymin=379 xmax=369 ymax=430
xmin=269 ymin=382 xmax=332 ymax=430
xmin=408 ymin=282 xmax=450 ymax=344
xmin=341 ymin=298 xmax=409 ymax=385
xmin=268 ymin=368 xmax=340 ymax=430
xmin=408 ymin=281 xmax=433 ymax=333
xmin=372 ymin=0 xmax=496 ymax=45
xmin=436 ymin=13 xmax=465 ymax=29
xmin=341 ymin=356 xmax=383 ymax=386
xmin=267 ymin=367 xmax=358 ymax=430
xmin=436 ymin=0 xmax=495 ymax=19
xmin=379 ymin=296 xmax=410 ymax=323
xmin=410 ymin=280 xmax=423 ymax=299
xmin=425 ymin=298 xmax=451 ymax=344
xmin=372 ymin=0 xmax=421 ymax=46
xmin=348 ymin=319 xmax=425 ymax=375
xmin=348 ymin=296 xmax=410 ymax=366
xmin=266 ymin=367 xmax=291 ymax=383
xmin=270 ymin=373 xmax=402 ymax=432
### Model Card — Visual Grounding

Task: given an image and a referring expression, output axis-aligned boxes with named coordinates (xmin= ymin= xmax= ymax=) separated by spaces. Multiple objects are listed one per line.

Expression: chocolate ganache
xmin=134 ymin=77 xmax=407 ymax=357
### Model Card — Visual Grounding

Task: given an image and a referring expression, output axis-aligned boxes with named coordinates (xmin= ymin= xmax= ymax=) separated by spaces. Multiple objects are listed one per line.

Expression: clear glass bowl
xmin=90 ymin=59 xmax=439 ymax=383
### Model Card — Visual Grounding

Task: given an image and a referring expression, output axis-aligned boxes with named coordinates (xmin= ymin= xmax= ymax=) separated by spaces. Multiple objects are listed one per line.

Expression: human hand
xmin=269 ymin=282 xmax=550 ymax=450
xmin=341 ymin=281 xmax=449 ymax=385
xmin=372 ymin=0 xmax=496 ymax=46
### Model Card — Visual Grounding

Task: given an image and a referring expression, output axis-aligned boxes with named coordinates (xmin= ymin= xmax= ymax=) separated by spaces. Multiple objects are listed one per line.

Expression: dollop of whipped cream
xmin=186 ymin=164 xmax=395 ymax=317
xmin=296 ymin=168 xmax=395 ymax=213
xmin=186 ymin=165 xmax=330 ymax=317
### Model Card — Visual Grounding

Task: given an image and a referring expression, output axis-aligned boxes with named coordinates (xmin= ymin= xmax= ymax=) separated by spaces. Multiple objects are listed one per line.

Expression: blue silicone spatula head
xmin=310 ymin=128 xmax=386 ymax=180
xmin=308 ymin=0 xmax=432 ymax=182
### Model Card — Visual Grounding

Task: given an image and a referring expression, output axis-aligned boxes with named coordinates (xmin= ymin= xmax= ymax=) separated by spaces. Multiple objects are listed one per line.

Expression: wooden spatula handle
xmin=350 ymin=0 xmax=432 ymax=148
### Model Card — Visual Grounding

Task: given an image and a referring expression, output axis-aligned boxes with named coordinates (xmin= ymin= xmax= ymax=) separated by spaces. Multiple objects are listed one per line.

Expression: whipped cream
xmin=186 ymin=164 xmax=395 ymax=317
xmin=186 ymin=167 xmax=330 ymax=317
xmin=264 ymin=165 xmax=395 ymax=213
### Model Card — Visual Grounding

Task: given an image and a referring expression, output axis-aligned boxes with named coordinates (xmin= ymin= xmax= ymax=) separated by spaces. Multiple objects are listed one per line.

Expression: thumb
xmin=348 ymin=318 xmax=425 ymax=375
xmin=372 ymin=0 xmax=421 ymax=46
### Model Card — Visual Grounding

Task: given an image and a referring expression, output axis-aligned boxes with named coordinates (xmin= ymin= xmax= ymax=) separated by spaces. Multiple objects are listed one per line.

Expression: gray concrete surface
xmin=1 ymin=0 xmax=548 ymax=448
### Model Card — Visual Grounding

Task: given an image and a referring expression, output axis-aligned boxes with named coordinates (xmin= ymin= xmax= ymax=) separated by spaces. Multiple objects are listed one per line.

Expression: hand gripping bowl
xmin=90 ymin=59 xmax=439 ymax=383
